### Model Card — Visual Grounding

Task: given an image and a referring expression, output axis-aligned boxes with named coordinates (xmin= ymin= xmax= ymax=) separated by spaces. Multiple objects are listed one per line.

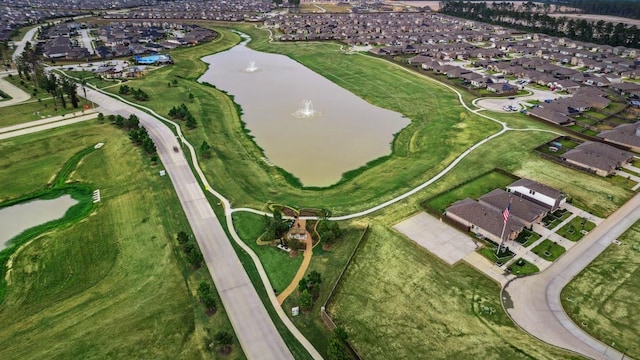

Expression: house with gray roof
xmin=562 ymin=141 xmax=634 ymax=176
xmin=479 ymin=189 xmax=549 ymax=228
xmin=445 ymin=198 xmax=526 ymax=244
xmin=598 ymin=122 xmax=640 ymax=152
xmin=506 ymin=178 xmax=566 ymax=211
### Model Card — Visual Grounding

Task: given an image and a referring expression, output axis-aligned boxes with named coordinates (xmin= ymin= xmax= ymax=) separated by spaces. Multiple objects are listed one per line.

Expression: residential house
xmin=445 ymin=198 xmax=525 ymax=244
xmin=487 ymin=83 xmax=517 ymax=95
xmin=562 ymin=141 xmax=634 ymax=176
xmin=506 ymin=178 xmax=566 ymax=211
xmin=598 ymin=122 xmax=640 ymax=152
xmin=478 ymin=189 xmax=549 ymax=228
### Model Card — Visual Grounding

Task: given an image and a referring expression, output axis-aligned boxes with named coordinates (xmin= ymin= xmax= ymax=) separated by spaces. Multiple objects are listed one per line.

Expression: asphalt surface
xmin=79 ymin=29 xmax=95 ymax=55
xmin=80 ymin=86 xmax=294 ymax=360
xmin=0 ymin=74 xmax=30 ymax=107
xmin=12 ymin=26 xmax=39 ymax=62
xmin=503 ymin=193 xmax=640 ymax=360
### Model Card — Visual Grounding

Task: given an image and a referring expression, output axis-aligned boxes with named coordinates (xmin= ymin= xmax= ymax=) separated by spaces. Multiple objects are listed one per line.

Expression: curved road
xmin=78 ymin=86 xmax=297 ymax=360
xmin=503 ymin=194 xmax=640 ymax=360
xmin=53 ymin=41 xmax=635 ymax=359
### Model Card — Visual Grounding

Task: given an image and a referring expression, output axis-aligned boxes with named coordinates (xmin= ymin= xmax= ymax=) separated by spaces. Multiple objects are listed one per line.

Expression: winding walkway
xmin=51 ymin=34 xmax=631 ymax=359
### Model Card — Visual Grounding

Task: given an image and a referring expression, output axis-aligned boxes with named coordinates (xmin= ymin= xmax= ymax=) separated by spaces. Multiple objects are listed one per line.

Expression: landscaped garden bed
xmin=507 ymin=258 xmax=540 ymax=276
xmin=556 ymin=216 xmax=596 ymax=241
xmin=478 ymin=243 xmax=515 ymax=266
xmin=514 ymin=228 xmax=541 ymax=247
xmin=532 ymin=239 xmax=566 ymax=261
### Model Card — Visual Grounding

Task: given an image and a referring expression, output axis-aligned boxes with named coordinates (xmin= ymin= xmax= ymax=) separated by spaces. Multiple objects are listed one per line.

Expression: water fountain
xmin=245 ymin=61 xmax=258 ymax=72
xmin=292 ymin=99 xmax=320 ymax=119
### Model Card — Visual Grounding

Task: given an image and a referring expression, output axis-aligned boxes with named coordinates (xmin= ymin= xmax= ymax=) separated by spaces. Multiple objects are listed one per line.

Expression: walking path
xmin=277 ymin=219 xmax=313 ymax=304
xmin=0 ymin=74 xmax=30 ymax=107
xmin=0 ymin=109 xmax=98 ymax=134
xmin=47 ymin=43 xmax=633 ymax=359
xmin=0 ymin=113 xmax=98 ymax=141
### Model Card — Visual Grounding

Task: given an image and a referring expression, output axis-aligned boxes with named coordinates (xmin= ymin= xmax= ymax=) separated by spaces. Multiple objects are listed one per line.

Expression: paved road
xmin=503 ymin=193 xmax=640 ymax=360
xmin=12 ymin=26 xmax=40 ymax=62
xmin=0 ymin=74 xmax=30 ymax=107
xmin=79 ymin=86 xmax=295 ymax=360
xmin=0 ymin=113 xmax=98 ymax=140
xmin=79 ymin=29 xmax=95 ymax=55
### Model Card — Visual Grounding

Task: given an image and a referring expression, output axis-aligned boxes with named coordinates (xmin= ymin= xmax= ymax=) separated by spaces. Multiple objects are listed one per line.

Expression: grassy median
xmin=0 ymin=122 xmax=243 ymax=359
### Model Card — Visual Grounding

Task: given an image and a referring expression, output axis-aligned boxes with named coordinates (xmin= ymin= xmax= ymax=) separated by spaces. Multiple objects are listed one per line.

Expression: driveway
xmin=503 ymin=193 xmax=640 ymax=360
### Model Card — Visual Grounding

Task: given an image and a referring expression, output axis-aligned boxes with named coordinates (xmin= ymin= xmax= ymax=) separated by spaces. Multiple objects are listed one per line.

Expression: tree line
xmin=13 ymin=42 xmax=83 ymax=109
xmin=557 ymin=0 xmax=640 ymax=20
xmin=439 ymin=1 xmax=640 ymax=48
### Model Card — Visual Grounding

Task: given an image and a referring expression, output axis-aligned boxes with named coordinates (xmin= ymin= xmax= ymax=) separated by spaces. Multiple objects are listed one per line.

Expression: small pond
xmin=0 ymin=195 xmax=78 ymax=251
xmin=199 ymin=38 xmax=410 ymax=187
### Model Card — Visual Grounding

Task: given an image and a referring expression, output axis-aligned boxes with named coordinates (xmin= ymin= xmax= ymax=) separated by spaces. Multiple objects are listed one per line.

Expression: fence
xmin=319 ymin=224 xmax=369 ymax=360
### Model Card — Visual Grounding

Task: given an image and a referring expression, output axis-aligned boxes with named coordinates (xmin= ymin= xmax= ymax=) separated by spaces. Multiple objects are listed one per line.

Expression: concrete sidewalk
xmin=0 ymin=109 xmax=98 ymax=134
xmin=0 ymin=113 xmax=98 ymax=140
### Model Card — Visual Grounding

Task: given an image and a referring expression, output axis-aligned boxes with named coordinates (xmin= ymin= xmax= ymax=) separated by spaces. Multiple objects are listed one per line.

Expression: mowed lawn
xmin=329 ymin=224 xmax=580 ymax=360
xmin=232 ymin=211 xmax=302 ymax=293
xmin=0 ymin=98 xmax=83 ymax=128
xmin=115 ymin=26 xmax=502 ymax=214
xmin=562 ymin=222 xmax=640 ymax=359
xmin=0 ymin=121 xmax=105 ymax=202
xmin=0 ymin=123 xmax=243 ymax=359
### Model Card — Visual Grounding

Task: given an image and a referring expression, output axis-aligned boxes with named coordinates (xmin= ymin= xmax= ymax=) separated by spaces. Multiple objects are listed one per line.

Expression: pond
xmin=199 ymin=39 xmax=410 ymax=187
xmin=0 ymin=195 xmax=78 ymax=251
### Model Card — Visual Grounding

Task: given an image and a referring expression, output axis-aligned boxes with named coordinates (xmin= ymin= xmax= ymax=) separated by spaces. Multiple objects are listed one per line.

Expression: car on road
xmin=502 ymin=105 xmax=519 ymax=112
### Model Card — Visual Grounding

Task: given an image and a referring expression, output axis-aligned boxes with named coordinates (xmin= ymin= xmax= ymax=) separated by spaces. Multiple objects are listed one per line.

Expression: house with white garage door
xmin=506 ymin=178 xmax=566 ymax=211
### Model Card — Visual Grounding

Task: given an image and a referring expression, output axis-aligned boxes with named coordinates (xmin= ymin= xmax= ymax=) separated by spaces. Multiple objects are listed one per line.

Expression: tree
xmin=119 ymin=84 xmax=130 ymax=95
xmin=327 ymin=337 xmax=349 ymax=360
xmin=177 ymin=231 xmax=189 ymax=244
xmin=114 ymin=114 xmax=125 ymax=128
xmin=333 ymin=326 xmax=348 ymax=342
xmin=307 ymin=270 xmax=322 ymax=287
xmin=299 ymin=289 xmax=313 ymax=310
xmin=214 ymin=331 xmax=233 ymax=354
xmin=188 ymin=92 xmax=194 ymax=103
xmin=127 ymin=114 xmax=139 ymax=129
xmin=185 ymin=112 xmax=197 ymax=129
xmin=197 ymin=281 xmax=217 ymax=312
xmin=200 ymin=141 xmax=211 ymax=159
xmin=298 ymin=278 xmax=308 ymax=293
xmin=184 ymin=241 xmax=203 ymax=267
xmin=97 ymin=112 xmax=104 ymax=123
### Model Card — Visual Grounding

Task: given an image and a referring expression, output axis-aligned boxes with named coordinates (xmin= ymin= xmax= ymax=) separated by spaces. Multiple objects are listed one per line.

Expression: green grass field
xmin=556 ymin=217 xmax=596 ymax=241
xmin=508 ymin=258 xmax=540 ymax=276
xmin=0 ymin=98 xmax=85 ymax=128
xmin=0 ymin=122 xmax=243 ymax=359
xmin=231 ymin=211 xmax=302 ymax=293
xmin=425 ymin=170 xmax=517 ymax=213
xmin=532 ymin=239 xmax=566 ymax=261
xmin=328 ymin=224 xmax=579 ymax=359
xmin=562 ymin=221 xmax=640 ymax=359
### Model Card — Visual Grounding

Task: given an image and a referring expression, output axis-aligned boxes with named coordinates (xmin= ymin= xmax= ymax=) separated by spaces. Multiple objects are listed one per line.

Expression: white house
xmin=506 ymin=178 xmax=566 ymax=211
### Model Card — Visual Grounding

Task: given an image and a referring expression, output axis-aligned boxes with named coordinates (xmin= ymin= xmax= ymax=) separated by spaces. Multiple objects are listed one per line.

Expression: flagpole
xmin=496 ymin=220 xmax=507 ymax=255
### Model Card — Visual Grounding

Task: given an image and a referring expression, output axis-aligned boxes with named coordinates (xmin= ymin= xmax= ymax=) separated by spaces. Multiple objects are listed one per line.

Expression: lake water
xmin=199 ymin=41 xmax=410 ymax=187
xmin=0 ymin=195 xmax=78 ymax=251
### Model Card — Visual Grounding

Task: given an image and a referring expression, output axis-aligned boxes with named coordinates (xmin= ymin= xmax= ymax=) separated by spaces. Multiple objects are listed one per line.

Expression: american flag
xmin=502 ymin=203 xmax=511 ymax=223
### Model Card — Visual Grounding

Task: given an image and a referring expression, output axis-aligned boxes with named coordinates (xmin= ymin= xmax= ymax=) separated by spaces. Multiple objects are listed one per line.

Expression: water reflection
xmin=0 ymin=195 xmax=78 ymax=250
